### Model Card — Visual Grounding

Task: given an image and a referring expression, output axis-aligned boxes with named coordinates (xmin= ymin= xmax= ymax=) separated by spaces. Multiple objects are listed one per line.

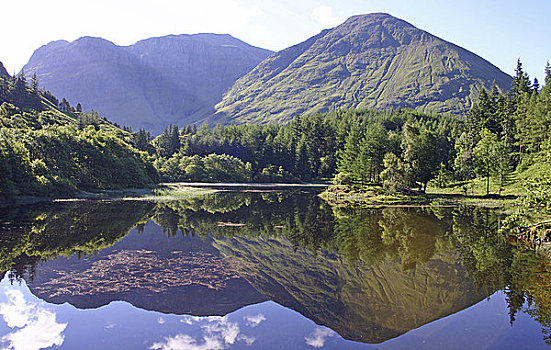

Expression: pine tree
xmin=512 ymin=59 xmax=532 ymax=102
xmin=295 ymin=136 xmax=311 ymax=181
xmin=337 ymin=124 xmax=362 ymax=182
xmin=533 ymin=78 xmax=540 ymax=93
xmin=59 ymin=98 xmax=70 ymax=112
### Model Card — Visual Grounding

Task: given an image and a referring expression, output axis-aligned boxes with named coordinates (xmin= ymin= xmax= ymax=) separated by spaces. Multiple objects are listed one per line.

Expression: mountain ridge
xmin=23 ymin=34 xmax=273 ymax=134
xmin=213 ymin=13 xmax=512 ymax=124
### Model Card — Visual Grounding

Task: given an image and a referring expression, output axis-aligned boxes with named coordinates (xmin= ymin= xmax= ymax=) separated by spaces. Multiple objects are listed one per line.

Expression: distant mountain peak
xmin=23 ymin=34 xmax=273 ymax=134
xmin=213 ymin=13 xmax=511 ymax=124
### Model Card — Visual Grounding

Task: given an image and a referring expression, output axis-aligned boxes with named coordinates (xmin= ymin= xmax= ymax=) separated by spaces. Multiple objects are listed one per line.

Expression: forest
xmin=1 ymin=60 xmax=550 ymax=207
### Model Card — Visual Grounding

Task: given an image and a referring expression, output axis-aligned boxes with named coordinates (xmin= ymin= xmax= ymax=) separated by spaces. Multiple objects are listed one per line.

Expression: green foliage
xmin=0 ymin=76 xmax=158 ymax=200
xmin=156 ymin=153 xmax=251 ymax=183
xmin=451 ymin=60 xmax=551 ymax=198
xmin=147 ymin=109 xmax=459 ymax=188
xmin=523 ymin=179 xmax=551 ymax=211
xmin=380 ymin=153 xmax=408 ymax=193
xmin=472 ymin=129 xmax=507 ymax=195
xmin=401 ymin=121 xmax=439 ymax=191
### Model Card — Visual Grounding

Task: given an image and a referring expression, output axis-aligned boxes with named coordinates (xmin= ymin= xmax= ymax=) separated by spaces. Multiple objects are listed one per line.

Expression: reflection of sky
xmin=150 ymin=315 xmax=255 ymax=350
xmin=0 ymin=277 xmax=548 ymax=349
xmin=305 ymin=328 xmax=336 ymax=348
xmin=0 ymin=288 xmax=67 ymax=350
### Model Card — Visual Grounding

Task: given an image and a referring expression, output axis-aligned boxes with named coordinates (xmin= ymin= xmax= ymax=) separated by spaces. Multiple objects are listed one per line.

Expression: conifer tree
xmin=512 ymin=59 xmax=532 ymax=101
xmin=337 ymin=124 xmax=362 ymax=182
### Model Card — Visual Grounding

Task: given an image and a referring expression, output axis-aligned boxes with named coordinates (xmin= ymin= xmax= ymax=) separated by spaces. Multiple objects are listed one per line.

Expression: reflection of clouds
xmin=0 ymin=289 xmax=67 ymax=350
xmin=203 ymin=317 xmax=239 ymax=345
xmin=243 ymin=314 xmax=266 ymax=328
xmin=158 ymin=317 xmax=166 ymax=325
xmin=237 ymin=335 xmax=255 ymax=346
xmin=150 ymin=316 xmax=255 ymax=350
xmin=305 ymin=327 xmax=335 ymax=348
xmin=180 ymin=318 xmax=194 ymax=325
xmin=150 ymin=333 xmax=222 ymax=350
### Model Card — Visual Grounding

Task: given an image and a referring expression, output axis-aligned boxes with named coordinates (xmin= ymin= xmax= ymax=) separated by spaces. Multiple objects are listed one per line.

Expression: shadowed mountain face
xmin=0 ymin=62 xmax=8 ymax=78
xmin=22 ymin=34 xmax=272 ymax=134
xmin=213 ymin=13 xmax=512 ymax=124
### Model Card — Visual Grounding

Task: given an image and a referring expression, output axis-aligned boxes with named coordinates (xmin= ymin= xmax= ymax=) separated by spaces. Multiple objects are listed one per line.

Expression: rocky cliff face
xmin=23 ymin=35 xmax=272 ymax=134
xmin=213 ymin=13 xmax=512 ymax=124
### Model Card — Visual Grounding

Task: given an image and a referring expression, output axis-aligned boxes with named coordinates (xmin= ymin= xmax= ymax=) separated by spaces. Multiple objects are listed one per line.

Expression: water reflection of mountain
xmin=214 ymin=235 xmax=486 ymax=343
xmin=26 ymin=222 xmax=267 ymax=316
xmin=5 ymin=193 xmax=500 ymax=344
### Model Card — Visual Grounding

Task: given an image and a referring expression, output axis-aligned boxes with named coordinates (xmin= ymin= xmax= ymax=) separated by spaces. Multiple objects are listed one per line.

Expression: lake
xmin=0 ymin=188 xmax=549 ymax=349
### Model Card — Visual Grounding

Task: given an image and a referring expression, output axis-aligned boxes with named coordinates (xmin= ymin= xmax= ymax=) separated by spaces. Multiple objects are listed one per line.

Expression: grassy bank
xmin=320 ymin=183 xmax=519 ymax=209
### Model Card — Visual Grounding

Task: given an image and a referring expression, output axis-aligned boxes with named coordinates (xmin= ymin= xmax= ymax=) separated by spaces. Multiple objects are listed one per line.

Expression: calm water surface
xmin=0 ymin=189 xmax=549 ymax=349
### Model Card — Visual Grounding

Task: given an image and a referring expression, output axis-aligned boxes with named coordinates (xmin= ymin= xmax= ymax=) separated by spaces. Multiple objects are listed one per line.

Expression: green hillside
xmin=0 ymin=72 xmax=158 ymax=200
xmin=213 ymin=13 xmax=512 ymax=124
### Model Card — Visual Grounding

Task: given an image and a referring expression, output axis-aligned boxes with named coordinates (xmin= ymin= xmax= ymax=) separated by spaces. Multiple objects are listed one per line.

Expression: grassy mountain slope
xmin=23 ymin=35 xmax=272 ymax=134
xmin=213 ymin=13 xmax=512 ymax=124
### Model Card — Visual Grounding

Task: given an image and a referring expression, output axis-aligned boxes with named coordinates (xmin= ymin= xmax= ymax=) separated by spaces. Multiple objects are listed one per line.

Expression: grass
xmin=321 ymin=178 xmax=521 ymax=209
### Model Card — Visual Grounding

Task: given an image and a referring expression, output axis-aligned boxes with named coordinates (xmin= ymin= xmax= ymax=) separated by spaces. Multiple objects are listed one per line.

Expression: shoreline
xmin=0 ymin=181 xmax=330 ymax=206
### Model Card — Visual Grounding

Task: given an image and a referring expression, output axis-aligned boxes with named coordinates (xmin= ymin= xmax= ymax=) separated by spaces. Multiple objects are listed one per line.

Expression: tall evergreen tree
xmin=337 ymin=124 xmax=362 ymax=181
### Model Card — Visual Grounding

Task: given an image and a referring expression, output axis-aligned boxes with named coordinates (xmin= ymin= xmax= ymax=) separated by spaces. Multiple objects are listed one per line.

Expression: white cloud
xmin=305 ymin=327 xmax=336 ymax=348
xmin=180 ymin=317 xmax=194 ymax=325
xmin=311 ymin=6 xmax=342 ymax=28
xmin=0 ymin=289 xmax=67 ymax=350
xmin=151 ymin=315 xmax=256 ymax=350
xmin=243 ymin=314 xmax=266 ymax=328
xmin=158 ymin=317 xmax=166 ymax=325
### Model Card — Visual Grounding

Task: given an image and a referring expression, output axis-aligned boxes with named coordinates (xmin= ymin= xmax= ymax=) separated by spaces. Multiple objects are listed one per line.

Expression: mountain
xmin=23 ymin=34 xmax=272 ymax=134
xmin=213 ymin=13 xmax=512 ymax=124
xmin=0 ymin=61 xmax=9 ymax=78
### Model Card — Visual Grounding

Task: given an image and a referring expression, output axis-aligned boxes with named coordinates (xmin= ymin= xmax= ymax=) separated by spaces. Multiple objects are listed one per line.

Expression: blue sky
xmin=1 ymin=0 xmax=549 ymax=81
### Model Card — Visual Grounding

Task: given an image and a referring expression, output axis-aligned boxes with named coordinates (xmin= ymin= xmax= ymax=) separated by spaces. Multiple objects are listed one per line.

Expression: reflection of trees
xmin=2 ymin=192 xmax=551 ymax=345
xmin=451 ymin=206 xmax=510 ymax=293
xmin=332 ymin=206 xmax=454 ymax=269
xmin=449 ymin=206 xmax=551 ymax=345
xmin=506 ymin=249 xmax=551 ymax=344
xmin=0 ymin=201 xmax=154 ymax=280
xmin=150 ymin=191 xmax=335 ymax=252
